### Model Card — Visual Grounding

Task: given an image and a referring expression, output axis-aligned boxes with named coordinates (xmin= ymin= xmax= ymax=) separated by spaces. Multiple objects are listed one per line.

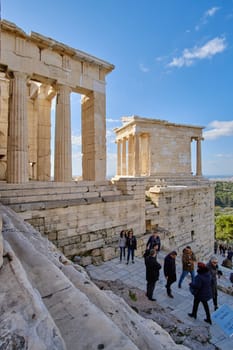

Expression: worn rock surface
xmin=0 ymin=214 xmax=3 ymax=268
xmin=93 ymin=279 xmax=219 ymax=350
xmin=0 ymin=204 xmax=190 ymax=350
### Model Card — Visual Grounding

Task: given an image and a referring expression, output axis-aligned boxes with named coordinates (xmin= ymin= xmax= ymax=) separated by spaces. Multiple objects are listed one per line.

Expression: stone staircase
xmin=145 ymin=199 xmax=159 ymax=221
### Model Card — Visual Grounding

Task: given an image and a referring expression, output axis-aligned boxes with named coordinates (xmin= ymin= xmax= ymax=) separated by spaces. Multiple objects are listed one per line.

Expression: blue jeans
xmin=127 ymin=247 xmax=135 ymax=262
xmin=119 ymin=247 xmax=126 ymax=261
xmin=178 ymin=270 xmax=195 ymax=286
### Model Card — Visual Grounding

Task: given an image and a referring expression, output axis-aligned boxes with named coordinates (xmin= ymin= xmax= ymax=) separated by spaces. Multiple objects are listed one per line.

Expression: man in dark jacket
xmin=164 ymin=251 xmax=177 ymax=298
xmin=188 ymin=262 xmax=213 ymax=324
xmin=206 ymin=255 xmax=222 ymax=310
xmin=145 ymin=249 xmax=161 ymax=301
xmin=146 ymin=232 xmax=160 ymax=251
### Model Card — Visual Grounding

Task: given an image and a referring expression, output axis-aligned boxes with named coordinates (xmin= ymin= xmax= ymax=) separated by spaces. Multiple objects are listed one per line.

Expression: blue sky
xmin=2 ymin=0 xmax=233 ymax=177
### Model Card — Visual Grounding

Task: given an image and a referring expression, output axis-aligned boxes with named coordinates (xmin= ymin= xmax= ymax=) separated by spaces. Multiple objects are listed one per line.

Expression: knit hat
xmin=197 ymin=262 xmax=206 ymax=269
xmin=210 ymin=255 xmax=218 ymax=263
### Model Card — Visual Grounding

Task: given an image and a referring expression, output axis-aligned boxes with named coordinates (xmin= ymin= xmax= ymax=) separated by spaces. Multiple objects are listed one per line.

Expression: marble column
xmin=122 ymin=138 xmax=127 ymax=176
xmin=134 ymin=133 xmax=140 ymax=176
xmin=7 ymin=71 xmax=29 ymax=183
xmin=128 ymin=135 xmax=134 ymax=176
xmin=116 ymin=139 xmax=122 ymax=176
xmin=54 ymin=84 xmax=72 ymax=182
xmin=81 ymin=90 xmax=106 ymax=181
xmin=196 ymin=137 xmax=202 ymax=176
xmin=37 ymin=85 xmax=55 ymax=181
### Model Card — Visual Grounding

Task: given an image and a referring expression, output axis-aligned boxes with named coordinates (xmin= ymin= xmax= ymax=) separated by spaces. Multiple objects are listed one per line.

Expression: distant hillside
xmin=215 ymin=181 xmax=233 ymax=208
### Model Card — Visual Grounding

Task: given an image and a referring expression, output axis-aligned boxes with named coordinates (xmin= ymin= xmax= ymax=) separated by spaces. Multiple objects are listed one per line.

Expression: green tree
xmin=215 ymin=214 xmax=233 ymax=241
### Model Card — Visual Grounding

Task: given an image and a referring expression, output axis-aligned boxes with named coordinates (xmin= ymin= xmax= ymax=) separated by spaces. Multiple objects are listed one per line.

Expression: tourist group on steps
xmin=118 ymin=230 xmax=233 ymax=326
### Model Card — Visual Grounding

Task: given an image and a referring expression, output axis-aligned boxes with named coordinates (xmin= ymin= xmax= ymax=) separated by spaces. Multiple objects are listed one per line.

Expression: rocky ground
xmin=93 ymin=279 xmax=220 ymax=350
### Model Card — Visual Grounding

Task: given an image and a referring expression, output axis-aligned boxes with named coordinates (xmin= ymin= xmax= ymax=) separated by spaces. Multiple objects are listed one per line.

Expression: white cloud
xmin=216 ymin=153 xmax=233 ymax=158
xmin=203 ymin=120 xmax=233 ymax=140
xmin=72 ymin=135 xmax=82 ymax=146
xmin=139 ymin=63 xmax=149 ymax=73
xmin=195 ymin=7 xmax=220 ymax=31
xmin=106 ymin=128 xmax=116 ymax=145
xmin=106 ymin=118 xmax=119 ymax=123
xmin=205 ymin=7 xmax=220 ymax=18
xmin=168 ymin=37 xmax=227 ymax=68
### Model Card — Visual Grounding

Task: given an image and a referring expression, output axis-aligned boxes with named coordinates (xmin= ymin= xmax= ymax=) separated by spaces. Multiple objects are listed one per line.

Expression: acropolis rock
xmin=0 ymin=204 xmax=190 ymax=350
xmin=0 ymin=215 xmax=3 ymax=268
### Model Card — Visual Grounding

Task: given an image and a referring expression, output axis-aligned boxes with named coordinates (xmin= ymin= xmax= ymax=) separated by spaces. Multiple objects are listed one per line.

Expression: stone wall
xmin=2 ymin=178 xmax=146 ymax=265
xmin=147 ymin=183 xmax=215 ymax=259
xmin=0 ymin=178 xmax=215 ymax=264
xmin=0 ymin=214 xmax=3 ymax=268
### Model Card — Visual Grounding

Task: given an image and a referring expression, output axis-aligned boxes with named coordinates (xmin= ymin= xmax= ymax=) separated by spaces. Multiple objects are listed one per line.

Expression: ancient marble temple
xmin=0 ymin=20 xmax=215 ymax=264
xmin=0 ymin=20 xmax=114 ymax=183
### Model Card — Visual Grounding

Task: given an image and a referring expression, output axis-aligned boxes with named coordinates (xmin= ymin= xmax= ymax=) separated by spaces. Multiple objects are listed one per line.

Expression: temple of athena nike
xmin=0 ymin=20 xmax=215 ymax=266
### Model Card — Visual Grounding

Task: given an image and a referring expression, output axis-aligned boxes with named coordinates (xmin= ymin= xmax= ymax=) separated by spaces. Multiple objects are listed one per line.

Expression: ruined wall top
xmin=115 ymin=115 xmax=204 ymax=138
xmin=0 ymin=20 xmax=114 ymax=92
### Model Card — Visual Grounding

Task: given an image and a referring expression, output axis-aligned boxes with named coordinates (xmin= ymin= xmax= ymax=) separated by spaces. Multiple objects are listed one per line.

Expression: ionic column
xmin=7 ymin=72 xmax=29 ymax=183
xmin=147 ymin=134 xmax=151 ymax=176
xmin=196 ymin=137 xmax=202 ymax=176
xmin=54 ymin=84 xmax=72 ymax=182
xmin=128 ymin=134 xmax=134 ymax=176
xmin=116 ymin=139 xmax=122 ymax=176
xmin=134 ymin=133 xmax=140 ymax=176
xmin=122 ymin=138 xmax=127 ymax=175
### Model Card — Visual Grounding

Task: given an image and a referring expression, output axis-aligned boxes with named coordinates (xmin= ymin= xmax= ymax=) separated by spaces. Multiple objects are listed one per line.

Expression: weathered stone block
xmin=101 ymin=247 xmax=116 ymax=261
xmin=0 ymin=215 xmax=3 ymax=269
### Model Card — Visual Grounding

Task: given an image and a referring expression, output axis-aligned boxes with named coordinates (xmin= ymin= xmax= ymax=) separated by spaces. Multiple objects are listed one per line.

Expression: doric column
xmin=37 ymin=85 xmax=55 ymax=181
xmin=116 ymin=139 xmax=122 ymax=176
xmin=134 ymin=133 xmax=140 ymax=176
xmin=81 ymin=90 xmax=106 ymax=181
xmin=122 ymin=137 xmax=127 ymax=176
xmin=54 ymin=84 xmax=72 ymax=182
xmin=7 ymin=71 xmax=29 ymax=183
xmin=196 ymin=137 xmax=202 ymax=176
xmin=128 ymin=134 xmax=134 ymax=176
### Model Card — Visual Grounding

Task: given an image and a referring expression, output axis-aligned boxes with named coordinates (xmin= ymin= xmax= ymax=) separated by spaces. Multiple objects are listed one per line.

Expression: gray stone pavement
xmin=86 ymin=251 xmax=233 ymax=350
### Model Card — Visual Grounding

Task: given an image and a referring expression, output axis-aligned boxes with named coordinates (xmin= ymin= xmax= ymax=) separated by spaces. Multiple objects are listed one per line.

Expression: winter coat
xmin=164 ymin=254 xmax=177 ymax=283
xmin=206 ymin=261 xmax=219 ymax=294
xmin=126 ymin=236 xmax=137 ymax=250
xmin=145 ymin=256 xmax=161 ymax=282
xmin=146 ymin=235 xmax=159 ymax=250
xmin=182 ymin=247 xmax=196 ymax=272
xmin=189 ymin=267 xmax=212 ymax=302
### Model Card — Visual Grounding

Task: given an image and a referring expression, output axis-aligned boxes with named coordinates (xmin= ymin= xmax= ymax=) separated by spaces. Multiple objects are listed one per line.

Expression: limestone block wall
xmin=0 ymin=214 xmax=3 ymax=268
xmin=148 ymin=184 xmax=215 ymax=260
xmin=149 ymin=123 xmax=200 ymax=175
xmin=14 ymin=178 xmax=146 ymax=265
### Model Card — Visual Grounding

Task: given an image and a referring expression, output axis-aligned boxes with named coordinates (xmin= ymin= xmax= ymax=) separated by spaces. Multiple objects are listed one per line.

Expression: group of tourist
xmin=119 ymin=231 xmax=226 ymax=326
xmin=215 ymin=241 xmax=233 ymax=269
xmin=118 ymin=229 xmax=137 ymax=264
xmin=145 ymin=241 xmax=221 ymax=325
